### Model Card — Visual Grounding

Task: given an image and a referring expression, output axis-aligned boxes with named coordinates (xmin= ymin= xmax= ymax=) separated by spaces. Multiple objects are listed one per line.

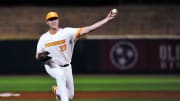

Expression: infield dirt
xmin=0 ymin=91 xmax=180 ymax=99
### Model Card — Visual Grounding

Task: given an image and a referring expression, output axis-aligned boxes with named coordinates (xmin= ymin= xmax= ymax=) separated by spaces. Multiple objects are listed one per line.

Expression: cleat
xmin=52 ymin=85 xmax=58 ymax=94
xmin=55 ymin=95 xmax=61 ymax=101
xmin=52 ymin=86 xmax=61 ymax=101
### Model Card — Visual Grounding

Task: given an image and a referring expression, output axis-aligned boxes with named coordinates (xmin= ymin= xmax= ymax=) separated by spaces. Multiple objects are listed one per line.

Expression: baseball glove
xmin=37 ymin=51 xmax=52 ymax=62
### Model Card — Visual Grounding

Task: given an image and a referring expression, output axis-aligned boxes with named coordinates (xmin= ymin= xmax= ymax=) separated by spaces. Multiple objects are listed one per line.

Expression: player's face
xmin=47 ymin=17 xmax=59 ymax=29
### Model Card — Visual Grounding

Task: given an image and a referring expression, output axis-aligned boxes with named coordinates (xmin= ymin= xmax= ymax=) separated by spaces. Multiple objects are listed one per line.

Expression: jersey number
xmin=59 ymin=44 xmax=67 ymax=52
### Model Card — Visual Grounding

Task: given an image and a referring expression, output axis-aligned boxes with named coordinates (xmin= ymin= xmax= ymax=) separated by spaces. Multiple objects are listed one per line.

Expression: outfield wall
xmin=0 ymin=5 xmax=180 ymax=40
xmin=0 ymin=38 xmax=179 ymax=74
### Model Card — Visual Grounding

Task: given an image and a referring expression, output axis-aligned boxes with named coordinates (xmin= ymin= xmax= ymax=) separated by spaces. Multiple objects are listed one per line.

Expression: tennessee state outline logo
xmin=110 ymin=41 xmax=138 ymax=70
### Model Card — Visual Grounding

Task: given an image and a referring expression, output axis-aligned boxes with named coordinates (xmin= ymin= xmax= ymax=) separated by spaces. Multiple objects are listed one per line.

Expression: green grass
xmin=0 ymin=75 xmax=180 ymax=101
xmin=0 ymin=75 xmax=180 ymax=92
xmin=75 ymin=75 xmax=180 ymax=91
xmin=0 ymin=75 xmax=55 ymax=92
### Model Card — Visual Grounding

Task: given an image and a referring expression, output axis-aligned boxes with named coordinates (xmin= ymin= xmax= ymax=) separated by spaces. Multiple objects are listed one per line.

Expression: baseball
xmin=112 ymin=8 xmax=118 ymax=14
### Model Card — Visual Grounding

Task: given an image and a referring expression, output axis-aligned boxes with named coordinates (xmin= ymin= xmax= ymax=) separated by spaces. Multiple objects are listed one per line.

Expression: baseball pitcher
xmin=35 ymin=9 xmax=118 ymax=101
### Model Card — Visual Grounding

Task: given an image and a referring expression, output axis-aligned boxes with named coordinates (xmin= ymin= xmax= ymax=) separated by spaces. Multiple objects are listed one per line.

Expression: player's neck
xmin=49 ymin=28 xmax=59 ymax=35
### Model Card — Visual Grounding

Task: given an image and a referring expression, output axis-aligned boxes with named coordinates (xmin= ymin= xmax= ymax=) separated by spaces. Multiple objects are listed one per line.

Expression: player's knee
xmin=55 ymin=73 xmax=65 ymax=81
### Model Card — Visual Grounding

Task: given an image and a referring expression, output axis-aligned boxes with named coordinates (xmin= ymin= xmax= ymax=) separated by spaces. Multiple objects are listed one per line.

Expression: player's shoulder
xmin=39 ymin=32 xmax=49 ymax=39
xmin=63 ymin=27 xmax=74 ymax=30
xmin=63 ymin=27 xmax=79 ymax=33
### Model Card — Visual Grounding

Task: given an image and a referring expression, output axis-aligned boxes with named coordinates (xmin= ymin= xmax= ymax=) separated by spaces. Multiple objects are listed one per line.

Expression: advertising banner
xmin=100 ymin=39 xmax=180 ymax=73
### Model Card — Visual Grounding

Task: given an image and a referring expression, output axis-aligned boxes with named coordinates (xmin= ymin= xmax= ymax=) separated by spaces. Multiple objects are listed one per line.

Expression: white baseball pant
xmin=45 ymin=64 xmax=74 ymax=101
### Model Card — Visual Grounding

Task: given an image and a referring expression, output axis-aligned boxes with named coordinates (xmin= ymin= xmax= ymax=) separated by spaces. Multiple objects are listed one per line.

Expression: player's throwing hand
xmin=106 ymin=8 xmax=118 ymax=21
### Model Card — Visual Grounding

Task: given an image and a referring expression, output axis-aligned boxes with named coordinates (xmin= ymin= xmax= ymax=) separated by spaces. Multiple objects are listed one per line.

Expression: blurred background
xmin=0 ymin=0 xmax=179 ymax=75
xmin=0 ymin=0 xmax=180 ymax=101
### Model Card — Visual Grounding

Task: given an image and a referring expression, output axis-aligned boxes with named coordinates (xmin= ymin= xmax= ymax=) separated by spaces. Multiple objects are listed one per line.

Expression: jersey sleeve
xmin=65 ymin=27 xmax=83 ymax=40
xmin=75 ymin=28 xmax=82 ymax=39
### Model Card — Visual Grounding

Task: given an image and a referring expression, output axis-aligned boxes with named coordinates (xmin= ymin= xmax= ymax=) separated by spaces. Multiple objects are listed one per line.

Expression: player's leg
xmin=64 ymin=65 xmax=74 ymax=99
xmin=55 ymin=70 xmax=69 ymax=101
xmin=45 ymin=66 xmax=69 ymax=101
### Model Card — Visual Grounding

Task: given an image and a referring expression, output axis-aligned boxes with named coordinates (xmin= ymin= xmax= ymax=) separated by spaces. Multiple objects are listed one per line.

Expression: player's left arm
xmin=80 ymin=9 xmax=118 ymax=36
